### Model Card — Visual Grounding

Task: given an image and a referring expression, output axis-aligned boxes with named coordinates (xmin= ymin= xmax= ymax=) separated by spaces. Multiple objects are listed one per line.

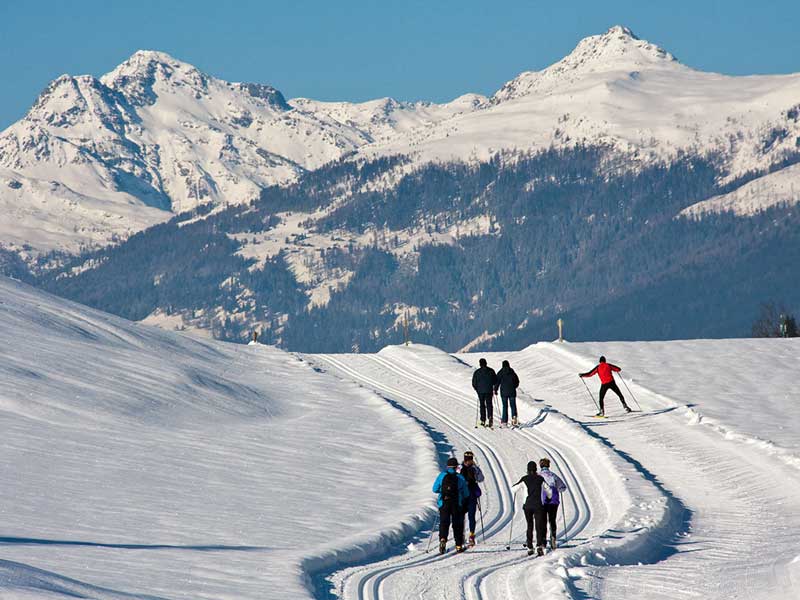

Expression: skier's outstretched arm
xmin=579 ymin=366 xmax=598 ymax=378
xmin=609 ymin=363 xmax=622 ymax=372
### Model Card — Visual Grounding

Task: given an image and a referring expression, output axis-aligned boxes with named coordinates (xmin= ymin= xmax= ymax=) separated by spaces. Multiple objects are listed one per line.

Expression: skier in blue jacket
xmin=432 ymin=457 xmax=470 ymax=554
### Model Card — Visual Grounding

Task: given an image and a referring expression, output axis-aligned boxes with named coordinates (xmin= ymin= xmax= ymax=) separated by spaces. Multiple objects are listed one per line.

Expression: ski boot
xmin=624 ymin=404 xmax=632 ymax=413
xmin=438 ymin=538 xmax=447 ymax=555
xmin=488 ymin=419 xmax=493 ymax=428
xmin=480 ymin=421 xmax=486 ymax=428
xmin=537 ymin=546 xmax=545 ymax=557
xmin=595 ymin=411 xmax=605 ymax=418
xmin=456 ymin=545 xmax=467 ymax=553
xmin=550 ymin=534 xmax=557 ymax=550
xmin=527 ymin=547 xmax=535 ymax=556
xmin=500 ymin=420 xmax=508 ymax=428
xmin=511 ymin=416 xmax=518 ymax=427
xmin=468 ymin=532 xmax=476 ymax=547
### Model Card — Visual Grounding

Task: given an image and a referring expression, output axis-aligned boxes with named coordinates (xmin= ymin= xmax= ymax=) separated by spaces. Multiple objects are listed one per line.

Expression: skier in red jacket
xmin=579 ymin=356 xmax=631 ymax=417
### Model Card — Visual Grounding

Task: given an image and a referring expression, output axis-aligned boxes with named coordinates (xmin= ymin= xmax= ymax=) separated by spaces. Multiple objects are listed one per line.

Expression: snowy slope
xmin=2 ymin=277 xmax=799 ymax=599
xmin=558 ymin=338 xmax=800 ymax=463
xmin=0 ymin=277 xmax=438 ymax=599
xmin=505 ymin=340 xmax=800 ymax=599
xmin=0 ymin=53 xmax=478 ymax=256
xmin=364 ymin=26 xmax=800 ymax=180
xmin=310 ymin=340 xmax=800 ymax=599
xmin=682 ymin=162 xmax=800 ymax=217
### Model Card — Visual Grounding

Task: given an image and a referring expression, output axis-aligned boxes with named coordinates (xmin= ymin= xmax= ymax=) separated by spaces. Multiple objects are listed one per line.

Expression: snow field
xmin=3 ymin=276 xmax=800 ymax=599
xmin=520 ymin=341 xmax=800 ymax=599
xmin=311 ymin=344 xmax=674 ymax=599
xmin=0 ymin=278 xmax=438 ymax=599
xmin=556 ymin=339 xmax=800 ymax=467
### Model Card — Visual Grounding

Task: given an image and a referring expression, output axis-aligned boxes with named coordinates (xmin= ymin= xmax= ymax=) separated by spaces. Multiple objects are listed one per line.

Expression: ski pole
xmin=579 ymin=376 xmax=600 ymax=412
xmin=475 ymin=396 xmax=480 ymax=428
xmin=425 ymin=512 xmax=440 ymax=553
xmin=505 ymin=487 xmax=519 ymax=550
xmin=478 ymin=498 xmax=486 ymax=543
xmin=618 ymin=375 xmax=642 ymax=411
xmin=561 ymin=495 xmax=568 ymax=543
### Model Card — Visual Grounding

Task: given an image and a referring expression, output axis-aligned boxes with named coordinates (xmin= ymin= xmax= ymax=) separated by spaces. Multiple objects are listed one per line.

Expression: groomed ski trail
xmin=506 ymin=342 xmax=800 ymax=600
xmin=307 ymin=345 xmax=662 ymax=600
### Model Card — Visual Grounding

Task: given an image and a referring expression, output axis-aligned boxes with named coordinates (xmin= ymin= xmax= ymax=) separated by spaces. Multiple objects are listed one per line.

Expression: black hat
xmin=599 ymin=356 xmax=606 ymax=363
xmin=447 ymin=457 xmax=459 ymax=468
xmin=463 ymin=451 xmax=474 ymax=462
xmin=479 ymin=358 xmax=487 ymax=366
xmin=527 ymin=460 xmax=538 ymax=473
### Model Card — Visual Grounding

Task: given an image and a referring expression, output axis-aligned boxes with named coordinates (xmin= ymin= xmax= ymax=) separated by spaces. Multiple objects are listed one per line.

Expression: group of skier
xmin=432 ymin=451 xmax=566 ymax=556
xmin=471 ymin=358 xmax=521 ymax=428
xmin=433 ymin=355 xmax=631 ymax=555
xmin=431 ymin=451 xmax=485 ymax=553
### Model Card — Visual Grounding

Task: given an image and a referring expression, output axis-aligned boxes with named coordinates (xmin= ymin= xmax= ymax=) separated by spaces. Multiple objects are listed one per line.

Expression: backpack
xmin=540 ymin=471 xmax=560 ymax=506
xmin=461 ymin=465 xmax=482 ymax=498
xmin=441 ymin=472 xmax=459 ymax=504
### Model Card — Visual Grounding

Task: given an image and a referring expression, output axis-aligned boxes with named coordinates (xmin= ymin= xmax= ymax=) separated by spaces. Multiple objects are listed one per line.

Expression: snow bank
xmin=0 ymin=277 xmax=437 ymax=599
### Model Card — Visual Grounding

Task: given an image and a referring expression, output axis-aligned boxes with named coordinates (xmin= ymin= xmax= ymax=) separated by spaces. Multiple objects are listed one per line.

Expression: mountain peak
xmin=101 ymin=49 xmax=209 ymax=106
xmin=604 ymin=25 xmax=638 ymax=39
xmin=493 ymin=25 xmax=678 ymax=102
xmin=562 ymin=24 xmax=676 ymax=70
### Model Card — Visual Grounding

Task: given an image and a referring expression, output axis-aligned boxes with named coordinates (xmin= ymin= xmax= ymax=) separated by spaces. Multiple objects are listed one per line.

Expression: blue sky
xmin=1 ymin=0 xmax=798 ymax=129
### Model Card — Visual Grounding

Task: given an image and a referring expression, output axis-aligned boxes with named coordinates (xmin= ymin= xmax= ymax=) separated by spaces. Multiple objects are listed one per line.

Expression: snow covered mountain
xmin=2 ymin=26 xmax=800 ymax=257
xmin=0 ymin=51 xmax=478 ymax=255
xmin=366 ymin=25 xmax=800 ymax=177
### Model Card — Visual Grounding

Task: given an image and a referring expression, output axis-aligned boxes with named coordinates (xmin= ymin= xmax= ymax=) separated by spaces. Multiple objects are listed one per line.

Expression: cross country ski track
xmin=306 ymin=346 xmax=658 ymax=600
xmin=505 ymin=343 xmax=800 ymax=600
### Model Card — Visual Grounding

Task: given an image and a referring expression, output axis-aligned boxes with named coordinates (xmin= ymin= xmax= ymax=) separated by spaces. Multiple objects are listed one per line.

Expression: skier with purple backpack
xmin=539 ymin=457 xmax=567 ymax=550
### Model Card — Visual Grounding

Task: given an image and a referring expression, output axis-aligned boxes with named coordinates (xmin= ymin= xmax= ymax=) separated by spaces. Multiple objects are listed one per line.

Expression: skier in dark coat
xmin=458 ymin=450 xmax=485 ymax=547
xmin=579 ymin=356 xmax=631 ymax=417
xmin=514 ymin=460 xmax=547 ymax=556
xmin=472 ymin=358 xmax=498 ymax=427
xmin=432 ymin=457 xmax=470 ymax=554
xmin=494 ymin=360 xmax=520 ymax=426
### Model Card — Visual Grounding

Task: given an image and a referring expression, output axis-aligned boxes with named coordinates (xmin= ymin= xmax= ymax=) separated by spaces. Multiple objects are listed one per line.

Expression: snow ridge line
xmin=296 ymin=355 xmax=440 ymax=600
xmin=543 ymin=342 xmax=800 ymax=473
xmin=315 ymin=353 xmax=518 ymax=599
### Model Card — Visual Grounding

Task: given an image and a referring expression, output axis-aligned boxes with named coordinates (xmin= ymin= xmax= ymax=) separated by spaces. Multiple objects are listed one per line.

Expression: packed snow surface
xmin=0 ymin=278 xmax=436 ymax=599
xmin=2 ymin=278 xmax=799 ymax=598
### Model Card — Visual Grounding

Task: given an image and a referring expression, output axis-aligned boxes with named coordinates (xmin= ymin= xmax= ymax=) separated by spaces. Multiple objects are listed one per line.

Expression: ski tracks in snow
xmin=520 ymin=343 xmax=800 ymax=600
xmin=308 ymin=345 xmax=660 ymax=600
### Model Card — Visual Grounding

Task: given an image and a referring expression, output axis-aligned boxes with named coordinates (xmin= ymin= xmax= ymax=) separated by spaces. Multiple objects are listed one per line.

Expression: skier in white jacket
xmin=539 ymin=458 xmax=567 ymax=549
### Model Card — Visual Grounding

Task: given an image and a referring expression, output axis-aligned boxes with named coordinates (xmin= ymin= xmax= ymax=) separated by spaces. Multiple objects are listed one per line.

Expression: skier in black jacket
xmin=471 ymin=358 xmax=498 ymax=427
xmin=495 ymin=360 xmax=520 ymax=426
xmin=514 ymin=460 xmax=547 ymax=556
